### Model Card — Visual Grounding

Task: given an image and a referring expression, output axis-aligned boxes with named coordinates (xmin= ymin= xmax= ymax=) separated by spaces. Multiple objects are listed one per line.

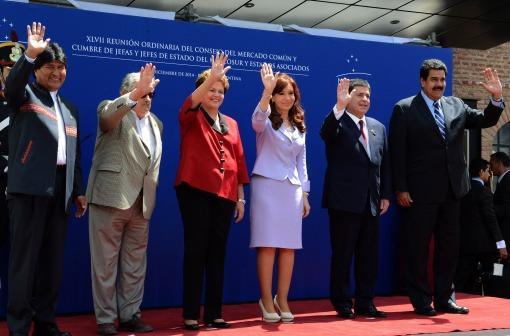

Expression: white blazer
xmin=251 ymin=104 xmax=310 ymax=192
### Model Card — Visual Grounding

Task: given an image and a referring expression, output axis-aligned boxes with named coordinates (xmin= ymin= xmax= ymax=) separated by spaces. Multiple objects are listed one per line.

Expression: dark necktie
xmin=433 ymin=100 xmax=446 ymax=140
xmin=359 ymin=119 xmax=367 ymax=145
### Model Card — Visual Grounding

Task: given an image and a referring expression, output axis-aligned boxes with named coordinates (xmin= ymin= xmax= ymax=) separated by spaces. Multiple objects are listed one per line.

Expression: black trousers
xmin=455 ymin=252 xmax=499 ymax=294
xmin=402 ymin=200 xmax=460 ymax=309
xmin=328 ymin=208 xmax=379 ymax=311
xmin=7 ymin=166 xmax=68 ymax=334
xmin=0 ymin=173 xmax=8 ymax=247
xmin=176 ymin=184 xmax=235 ymax=321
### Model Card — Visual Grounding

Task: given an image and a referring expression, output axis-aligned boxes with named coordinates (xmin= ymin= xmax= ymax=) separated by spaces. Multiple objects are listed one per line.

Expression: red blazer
xmin=175 ymin=96 xmax=249 ymax=202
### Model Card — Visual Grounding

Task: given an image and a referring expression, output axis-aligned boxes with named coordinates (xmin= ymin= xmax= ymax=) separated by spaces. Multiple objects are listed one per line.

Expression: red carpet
xmin=2 ymin=294 xmax=510 ymax=335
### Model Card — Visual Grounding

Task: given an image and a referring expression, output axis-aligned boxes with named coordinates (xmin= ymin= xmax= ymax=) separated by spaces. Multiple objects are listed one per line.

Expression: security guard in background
xmin=0 ymin=36 xmax=25 ymax=246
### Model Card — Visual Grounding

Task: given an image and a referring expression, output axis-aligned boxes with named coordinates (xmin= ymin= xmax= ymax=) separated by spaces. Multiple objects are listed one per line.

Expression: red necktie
xmin=359 ymin=119 xmax=367 ymax=146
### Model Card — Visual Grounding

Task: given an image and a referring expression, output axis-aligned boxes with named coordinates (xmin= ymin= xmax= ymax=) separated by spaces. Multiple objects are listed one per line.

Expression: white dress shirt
xmin=421 ymin=91 xmax=446 ymax=121
xmin=50 ymin=91 xmax=67 ymax=165
xmin=132 ymin=111 xmax=156 ymax=161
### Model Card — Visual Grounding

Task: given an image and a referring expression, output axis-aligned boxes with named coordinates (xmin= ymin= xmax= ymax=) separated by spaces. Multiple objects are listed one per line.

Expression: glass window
xmin=492 ymin=123 xmax=510 ymax=155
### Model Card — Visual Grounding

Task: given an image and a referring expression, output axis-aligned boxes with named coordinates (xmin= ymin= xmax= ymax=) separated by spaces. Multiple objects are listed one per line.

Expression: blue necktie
xmin=433 ymin=100 xmax=446 ymax=140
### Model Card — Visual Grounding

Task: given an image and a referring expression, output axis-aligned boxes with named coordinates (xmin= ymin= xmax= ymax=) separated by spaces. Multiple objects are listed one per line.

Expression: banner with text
xmin=0 ymin=0 xmax=452 ymax=315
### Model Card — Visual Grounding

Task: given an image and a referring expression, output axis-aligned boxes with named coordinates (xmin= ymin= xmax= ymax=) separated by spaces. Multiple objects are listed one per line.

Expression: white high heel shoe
xmin=274 ymin=295 xmax=294 ymax=322
xmin=258 ymin=299 xmax=281 ymax=323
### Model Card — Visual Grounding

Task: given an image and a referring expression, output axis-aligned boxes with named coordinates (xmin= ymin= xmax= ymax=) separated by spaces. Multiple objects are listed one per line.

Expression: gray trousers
xmin=89 ymin=195 xmax=149 ymax=324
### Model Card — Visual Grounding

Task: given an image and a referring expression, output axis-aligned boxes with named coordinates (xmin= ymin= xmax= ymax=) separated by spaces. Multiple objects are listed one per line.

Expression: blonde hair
xmin=195 ymin=69 xmax=229 ymax=92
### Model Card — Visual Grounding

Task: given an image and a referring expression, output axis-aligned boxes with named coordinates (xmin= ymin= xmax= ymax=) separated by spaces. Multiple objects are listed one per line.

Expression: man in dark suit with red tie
xmin=321 ymin=78 xmax=391 ymax=319
xmin=4 ymin=22 xmax=87 ymax=336
xmin=389 ymin=59 xmax=504 ymax=316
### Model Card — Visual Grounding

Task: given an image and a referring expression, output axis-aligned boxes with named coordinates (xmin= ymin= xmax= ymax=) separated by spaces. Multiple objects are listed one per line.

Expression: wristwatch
xmin=237 ymin=198 xmax=246 ymax=205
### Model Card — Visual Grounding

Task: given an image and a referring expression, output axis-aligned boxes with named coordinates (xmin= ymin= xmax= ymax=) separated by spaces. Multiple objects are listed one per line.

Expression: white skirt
xmin=249 ymin=175 xmax=303 ymax=249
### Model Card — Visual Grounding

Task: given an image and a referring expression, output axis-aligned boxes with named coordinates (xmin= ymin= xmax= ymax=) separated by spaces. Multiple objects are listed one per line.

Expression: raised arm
xmin=258 ymin=63 xmax=278 ymax=112
xmin=190 ymin=52 xmax=230 ymax=109
xmin=252 ymin=63 xmax=278 ymax=133
xmin=6 ymin=22 xmax=50 ymax=106
xmin=478 ymin=68 xmax=503 ymax=101
xmin=320 ymin=78 xmax=352 ymax=143
xmin=99 ymin=63 xmax=158 ymax=132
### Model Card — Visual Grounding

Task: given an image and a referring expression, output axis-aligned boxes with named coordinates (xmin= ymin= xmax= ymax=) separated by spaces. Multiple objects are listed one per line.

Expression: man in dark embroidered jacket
xmin=4 ymin=22 xmax=87 ymax=336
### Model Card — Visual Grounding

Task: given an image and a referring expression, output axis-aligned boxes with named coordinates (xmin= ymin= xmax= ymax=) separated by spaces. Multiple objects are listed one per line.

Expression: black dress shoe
xmin=119 ymin=316 xmax=153 ymax=333
xmin=97 ymin=323 xmax=117 ymax=336
xmin=337 ymin=308 xmax=355 ymax=319
xmin=183 ymin=323 xmax=200 ymax=331
xmin=205 ymin=320 xmax=231 ymax=328
xmin=414 ymin=306 xmax=437 ymax=316
xmin=32 ymin=322 xmax=72 ymax=336
xmin=435 ymin=303 xmax=469 ymax=314
xmin=355 ymin=306 xmax=387 ymax=318
xmin=32 ymin=329 xmax=72 ymax=336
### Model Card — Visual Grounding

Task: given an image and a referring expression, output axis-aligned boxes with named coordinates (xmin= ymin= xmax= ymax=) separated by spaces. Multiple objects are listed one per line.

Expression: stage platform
xmin=1 ymin=294 xmax=510 ymax=335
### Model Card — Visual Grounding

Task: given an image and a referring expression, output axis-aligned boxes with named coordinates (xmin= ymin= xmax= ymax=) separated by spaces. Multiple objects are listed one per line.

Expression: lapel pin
xmin=370 ymin=129 xmax=376 ymax=136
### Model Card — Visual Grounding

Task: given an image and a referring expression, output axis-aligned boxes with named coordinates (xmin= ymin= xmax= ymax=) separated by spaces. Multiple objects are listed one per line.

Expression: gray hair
xmin=119 ymin=72 xmax=140 ymax=94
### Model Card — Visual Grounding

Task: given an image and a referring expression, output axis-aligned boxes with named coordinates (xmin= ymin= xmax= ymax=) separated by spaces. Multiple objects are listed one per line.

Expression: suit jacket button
xmin=220 ymin=167 xmax=225 ymax=173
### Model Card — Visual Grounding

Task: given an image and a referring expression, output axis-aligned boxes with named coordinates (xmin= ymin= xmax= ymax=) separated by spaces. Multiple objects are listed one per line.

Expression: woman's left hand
xmin=260 ymin=63 xmax=278 ymax=93
xmin=234 ymin=201 xmax=245 ymax=223
xmin=302 ymin=194 xmax=311 ymax=218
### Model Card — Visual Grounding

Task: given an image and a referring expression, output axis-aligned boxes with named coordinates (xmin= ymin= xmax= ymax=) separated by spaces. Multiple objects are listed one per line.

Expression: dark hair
xmin=269 ymin=73 xmax=306 ymax=133
xmin=420 ymin=59 xmax=447 ymax=80
xmin=469 ymin=158 xmax=489 ymax=177
xmin=195 ymin=69 xmax=229 ymax=92
xmin=491 ymin=151 xmax=510 ymax=167
xmin=34 ymin=42 xmax=66 ymax=70
xmin=348 ymin=78 xmax=370 ymax=93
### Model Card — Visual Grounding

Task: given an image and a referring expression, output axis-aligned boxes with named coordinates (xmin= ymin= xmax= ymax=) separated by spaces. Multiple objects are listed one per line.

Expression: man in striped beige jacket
xmin=86 ymin=64 xmax=162 ymax=336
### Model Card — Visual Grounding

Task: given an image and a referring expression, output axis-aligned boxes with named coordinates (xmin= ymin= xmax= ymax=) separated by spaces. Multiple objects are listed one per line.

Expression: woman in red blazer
xmin=175 ymin=53 xmax=249 ymax=330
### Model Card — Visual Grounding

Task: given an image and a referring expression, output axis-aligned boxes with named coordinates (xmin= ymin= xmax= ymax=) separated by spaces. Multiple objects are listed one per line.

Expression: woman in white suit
xmin=250 ymin=63 xmax=310 ymax=323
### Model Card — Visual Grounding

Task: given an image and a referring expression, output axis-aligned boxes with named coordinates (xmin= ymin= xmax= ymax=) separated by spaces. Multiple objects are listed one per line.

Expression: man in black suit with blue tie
xmin=5 ymin=22 xmax=87 ymax=336
xmin=389 ymin=59 xmax=504 ymax=316
xmin=321 ymin=78 xmax=391 ymax=319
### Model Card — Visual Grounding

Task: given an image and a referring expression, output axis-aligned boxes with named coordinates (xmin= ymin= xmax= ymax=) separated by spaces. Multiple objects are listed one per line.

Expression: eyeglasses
xmin=142 ymin=92 xmax=155 ymax=99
